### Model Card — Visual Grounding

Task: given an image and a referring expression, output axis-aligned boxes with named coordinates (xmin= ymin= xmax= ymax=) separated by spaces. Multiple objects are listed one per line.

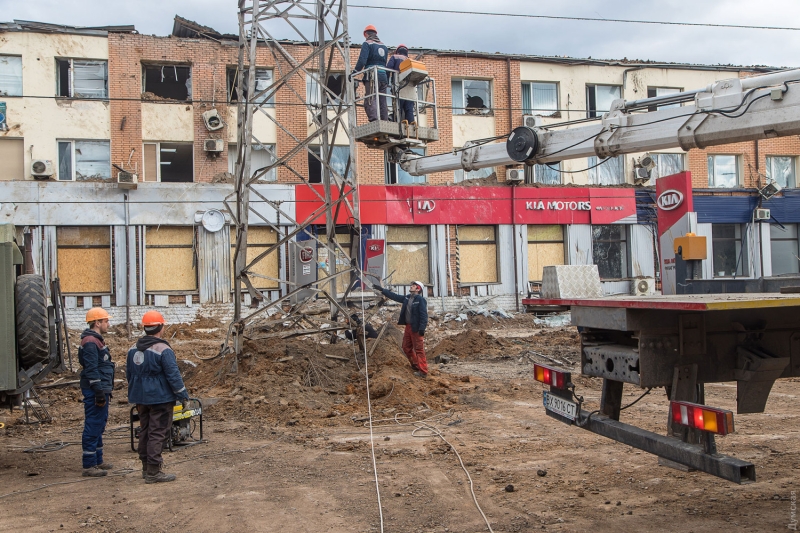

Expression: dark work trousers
xmin=137 ymin=402 xmax=174 ymax=465
xmin=398 ymin=99 xmax=415 ymax=123
xmin=82 ymin=389 xmax=110 ymax=468
xmin=364 ymin=77 xmax=389 ymax=121
xmin=402 ymin=324 xmax=428 ymax=374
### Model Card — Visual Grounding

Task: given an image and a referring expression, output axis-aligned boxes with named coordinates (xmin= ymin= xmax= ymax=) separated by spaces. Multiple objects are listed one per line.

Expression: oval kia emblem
xmin=657 ymin=189 xmax=684 ymax=211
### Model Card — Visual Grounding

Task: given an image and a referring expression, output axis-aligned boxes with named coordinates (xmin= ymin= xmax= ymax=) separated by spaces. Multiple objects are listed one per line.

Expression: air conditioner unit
xmin=31 ymin=160 xmax=54 ymax=179
xmin=633 ymin=154 xmax=655 ymax=185
xmin=202 ymin=109 xmax=224 ymax=132
xmin=204 ymin=138 xmax=224 ymax=153
xmin=117 ymin=171 xmax=138 ymax=190
xmin=522 ymin=114 xmax=541 ymax=129
xmin=755 ymin=208 xmax=771 ymax=221
xmin=632 ymin=277 xmax=656 ymax=297
xmin=506 ymin=168 xmax=525 ymax=183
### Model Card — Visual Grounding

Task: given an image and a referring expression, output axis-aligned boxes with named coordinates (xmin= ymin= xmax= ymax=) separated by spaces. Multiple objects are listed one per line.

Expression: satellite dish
xmin=201 ymin=209 xmax=225 ymax=232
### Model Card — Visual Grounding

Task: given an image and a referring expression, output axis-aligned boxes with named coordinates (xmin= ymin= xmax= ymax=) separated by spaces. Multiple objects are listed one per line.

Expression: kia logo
xmin=368 ymin=244 xmax=381 ymax=251
xmin=299 ymin=246 xmax=314 ymax=263
xmin=657 ymin=189 xmax=684 ymax=211
xmin=416 ymin=200 xmax=436 ymax=213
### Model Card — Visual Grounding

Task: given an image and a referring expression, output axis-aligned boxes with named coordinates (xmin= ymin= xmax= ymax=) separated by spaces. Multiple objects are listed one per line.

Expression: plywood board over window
xmin=387 ymin=226 xmax=429 ymax=285
xmin=56 ymin=227 xmax=112 ymax=294
xmin=458 ymin=225 xmax=498 ymax=284
xmin=230 ymin=226 xmax=280 ymax=289
xmin=0 ymin=139 xmax=24 ymax=181
xmin=145 ymin=226 xmax=197 ymax=292
xmin=527 ymin=225 xmax=565 ymax=282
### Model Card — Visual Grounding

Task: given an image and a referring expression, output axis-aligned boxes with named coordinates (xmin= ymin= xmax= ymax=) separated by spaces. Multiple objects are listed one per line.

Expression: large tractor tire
xmin=15 ymin=274 xmax=50 ymax=370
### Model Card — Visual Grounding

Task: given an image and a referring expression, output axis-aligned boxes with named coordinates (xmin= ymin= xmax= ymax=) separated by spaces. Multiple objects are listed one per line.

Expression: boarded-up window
xmin=145 ymin=226 xmax=197 ymax=292
xmin=458 ymin=226 xmax=498 ymax=283
xmin=0 ymin=138 xmax=24 ymax=181
xmin=231 ymin=226 xmax=280 ymax=289
xmin=527 ymin=225 xmax=564 ymax=282
xmin=387 ymin=226 xmax=429 ymax=285
xmin=318 ymin=230 xmax=353 ymax=294
xmin=56 ymin=227 xmax=111 ymax=294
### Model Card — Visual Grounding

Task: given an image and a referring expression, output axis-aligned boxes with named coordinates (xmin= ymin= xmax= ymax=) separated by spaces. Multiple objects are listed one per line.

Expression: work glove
xmin=94 ymin=394 xmax=107 ymax=408
xmin=181 ymin=399 xmax=189 ymax=410
xmin=419 ymin=331 xmax=425 ymax=338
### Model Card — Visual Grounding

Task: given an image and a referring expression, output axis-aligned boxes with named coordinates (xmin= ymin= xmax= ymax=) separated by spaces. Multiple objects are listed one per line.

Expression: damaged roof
xmin=172 ymin=15 xmax=236 ymax=40
xmin=0 ymin=19 xmax=136 ymax=36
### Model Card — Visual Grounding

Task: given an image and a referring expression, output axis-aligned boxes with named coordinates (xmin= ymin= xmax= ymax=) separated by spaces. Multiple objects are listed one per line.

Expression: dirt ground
xmin=0 ymin=310 xmax=798 ymax=533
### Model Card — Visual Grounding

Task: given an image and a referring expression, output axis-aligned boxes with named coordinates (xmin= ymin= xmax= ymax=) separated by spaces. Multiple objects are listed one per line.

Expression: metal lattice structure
xmin=222 ymin=0 xmax=363 ymax=364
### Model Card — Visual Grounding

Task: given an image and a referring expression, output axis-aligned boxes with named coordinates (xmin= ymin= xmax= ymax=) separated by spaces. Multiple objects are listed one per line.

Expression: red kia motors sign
xmin=655 ymin=172 xmax=693 ymax=236
xmin=657 ymin=189 xmax=684 ymax=211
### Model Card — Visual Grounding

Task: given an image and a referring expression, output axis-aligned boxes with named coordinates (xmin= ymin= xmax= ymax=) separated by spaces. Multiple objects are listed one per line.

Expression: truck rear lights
xmin=670 ymin=401 xmax=735 ymax=436
xmin=533 ymin=363 xmax=570 ymax=389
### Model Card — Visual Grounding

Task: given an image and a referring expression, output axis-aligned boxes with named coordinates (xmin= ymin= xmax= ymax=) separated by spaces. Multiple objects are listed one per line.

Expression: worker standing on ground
xmin=127 ymin=310 xmax=189 ymax=483
xmin=373 ymin=281 xmax=429 ymax=377
xmin=354 ymin=24 xmax=389 ymax=122
xmin=386 ymin=44 xmax=415 ymax=124
xmin=79 ymin=307 xmax=115 ymax=477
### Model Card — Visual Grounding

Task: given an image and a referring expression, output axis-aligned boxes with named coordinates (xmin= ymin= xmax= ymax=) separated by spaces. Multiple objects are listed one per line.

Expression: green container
xmin=0 ymin=223 xmax=21 ymax=392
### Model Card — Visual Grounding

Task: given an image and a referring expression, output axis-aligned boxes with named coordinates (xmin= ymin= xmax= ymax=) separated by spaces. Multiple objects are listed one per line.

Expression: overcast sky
xmin=3 ymin=0 xmax=800 ymax=67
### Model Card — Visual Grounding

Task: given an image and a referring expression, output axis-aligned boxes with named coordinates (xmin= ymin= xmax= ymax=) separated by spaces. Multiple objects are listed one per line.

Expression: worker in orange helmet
xmin=126 ymin=310 xmax=189 ymax=483
xmin=386 ymin=44 xmax=415 ymax=124
xmin=78 ymin=307 xmax=115 ymax=477
xmin=354 ymin=24 xmax=389 ymax=122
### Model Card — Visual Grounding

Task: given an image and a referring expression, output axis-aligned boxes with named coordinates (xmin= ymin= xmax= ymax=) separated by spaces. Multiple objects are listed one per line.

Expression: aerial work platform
xmin=352 ymin=119 xmax=439 ymax=150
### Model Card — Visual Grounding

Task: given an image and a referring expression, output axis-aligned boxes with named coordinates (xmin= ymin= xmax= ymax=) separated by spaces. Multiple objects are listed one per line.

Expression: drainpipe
xmin=507 ymin=58 xmax=521 ymax=311
xmin=124 ymin=192 xmax=131 ymax=335
xmin=22 ymin=229 xmax=35 ymax=274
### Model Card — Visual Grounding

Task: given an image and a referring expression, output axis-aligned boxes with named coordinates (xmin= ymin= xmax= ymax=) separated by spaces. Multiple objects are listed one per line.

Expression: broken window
xmin=0 ymin=139 xmax=24 ymax=181
xmin=231 ymin=226 xmax=280 ymax=289
xmin=770 ymin=224 xmax=799 ymax=275
xmin=0 ymin=55 xmax=22 ymax=97
xmin=586 ymin=84 xmax=621 ymax=118
xmin=143 ymin=64 xmax=192 ymax=101
xmin=707 ymin=154 xmax=739 ymax=188
xmin=766 ymin=156 xmax=796 ymax=188
xmin=526 ymin=162 xmax=561 ymax=184
xmin=228 ymin=143 xmax=277 ymax=181
xmin=451 ymin=79 xmax=491 ymax=115
xmin=306 ymin=73 xmax=346 ymax=106
xmin=145 ymin=226 xmax=197 ymax=292
xmin=56 ymin=59 xmax=108 ymax=99
xmin=56 ymin=227 xmax=112 ymax=294
xmin=457 ymin=226 xmax=498 ymax=283
xmin=57 ymin=140 xmax=111 ymax=181
xmin=592 ymin=225 xmax=628 ymax=279
xmin=385 ymin=148 xmax=425 ymax=184
xmin=143 ymin=142 xmax=193 ymax=182
xmin=647 ymin=87 xmax=681 ymax=111
xmin=527 ymin=225 xmax=564 ymax=282
xmin=227 ymin=67 xmax=275 ymax=106
xmin=712 ymin=224 xmax=748 ymax=277
xmin=308 ymin=145 xmax=352 ymax=183
xmin=454 ymin=167 xmax=494 ymax=183
xmin=386 ymin=226 xmax=429 ymax=286
xmin=522 ymin=81 xmax=558 ymax=117
xmin=587 ymin=155 xmax=624 ymax=185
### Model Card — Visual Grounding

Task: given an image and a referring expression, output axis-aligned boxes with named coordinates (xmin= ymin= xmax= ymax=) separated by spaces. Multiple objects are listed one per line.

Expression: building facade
xmin=2 ymin=18 xmax=800 ymax=324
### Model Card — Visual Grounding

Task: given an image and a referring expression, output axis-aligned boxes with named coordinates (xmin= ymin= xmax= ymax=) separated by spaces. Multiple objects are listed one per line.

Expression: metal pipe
xmin=739 ymin=67 xmax=800 ymax=90
xmin=124 ymin=193 xmax=131 ymax=335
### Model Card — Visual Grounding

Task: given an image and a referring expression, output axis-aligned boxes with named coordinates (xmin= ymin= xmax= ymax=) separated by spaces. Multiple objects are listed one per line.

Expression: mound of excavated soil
xmin=427 ymin=329 xmax=510 ymax=360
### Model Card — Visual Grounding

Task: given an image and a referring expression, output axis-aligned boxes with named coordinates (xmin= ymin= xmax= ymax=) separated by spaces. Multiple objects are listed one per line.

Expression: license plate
xmin=543 ymin=391 xmax=577 ymax=421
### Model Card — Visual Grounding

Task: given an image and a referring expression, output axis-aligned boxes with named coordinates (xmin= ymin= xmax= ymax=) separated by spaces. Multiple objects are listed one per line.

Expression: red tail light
xmin=670 ymin=401 xmax=735 ymax=436
xmin=533 ymin=363 xmax=570 ymax=389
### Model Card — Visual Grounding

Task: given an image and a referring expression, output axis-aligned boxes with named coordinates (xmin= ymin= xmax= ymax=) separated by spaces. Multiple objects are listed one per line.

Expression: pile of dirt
xmin=428 ymin=329 xmax=510 ymax=360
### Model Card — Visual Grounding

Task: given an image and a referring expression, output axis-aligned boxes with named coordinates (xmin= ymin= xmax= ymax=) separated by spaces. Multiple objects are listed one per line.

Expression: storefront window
xmin=592 ymin=225 xmax=628 ymax=279
xmin=770 ymin=224 xmax=799 ymax=275
xmin=712 ymin=224 xmax=748 ymax=277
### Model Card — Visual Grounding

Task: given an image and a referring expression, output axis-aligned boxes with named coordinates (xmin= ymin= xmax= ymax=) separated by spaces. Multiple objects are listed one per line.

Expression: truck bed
xmin=522 ymin=293 xmax=800 ymax=311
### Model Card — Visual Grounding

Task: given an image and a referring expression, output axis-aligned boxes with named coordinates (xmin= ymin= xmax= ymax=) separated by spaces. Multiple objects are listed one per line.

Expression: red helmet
xmin=396 ymin=44 xmax=408 ymax=50
xmin=363 ymin=24 xmax=377 ymax=35
xmin=141 ymin=310 xmax=166 ymax=327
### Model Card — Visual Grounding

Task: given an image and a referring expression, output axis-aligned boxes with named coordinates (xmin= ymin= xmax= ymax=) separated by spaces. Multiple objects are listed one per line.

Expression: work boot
xmin=140 ymin=459 xmax=147 ymax=479
xmin=96 ymin=462 xmax=114 ymax=471
xmin=413 ymin=371 xmax=428 ymax=379
xmin=82 ymin=466 xmax=107 ymax=477
xmin=145 ymin=463 xmax=176 ymax=484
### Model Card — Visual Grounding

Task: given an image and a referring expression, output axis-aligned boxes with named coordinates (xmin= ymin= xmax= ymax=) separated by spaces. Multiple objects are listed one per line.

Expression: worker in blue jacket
xmin=354 ymin=24 xmax=389 ymax=122
xmin=127 ymin=310 xmax=189 ymax=484
xmin=78 ymin=307 xmax=115 ymax=477
xmin=372 ymin=280 xmax=429 ymax=377
xmin=386 ymin=44 xmax=415 ymax=124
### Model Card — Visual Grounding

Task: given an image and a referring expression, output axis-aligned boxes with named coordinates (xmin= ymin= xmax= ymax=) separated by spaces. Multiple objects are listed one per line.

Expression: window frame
xmin=521 ymin=81 xmax=559 ymax=117
xmin=143 ymin=141 xmax=195 ymax=183
xmin=228 ymin=143 xmax=278 ymax=181
xmin=765 ymin=155 xmax=797 ymax=188
xmin=527 ymin=225 xmax=565 ymax=282
xmin=307 ymin=145 xmax=352 ymax=183
xmin=144 ymin=226 xmax=198 ymax=294
xmin=769 ymin=223 xmax=800 ymax=275
xmin=56 ymin=226 xmax=113 ymax=295
xmin=707 ymin=154 xmax=741 ymax=188
xmin=385 ymin=225 xmax=431 ymax=286
xmin=451 ymin=78 xmax=493 ymax=116
xmin=586 ymin=84 xmax=622 ymax=118
xmin=141 ymin=62 xmax=192 ymax=101
xmin=306 ymin=72 xmax=346 ymax=107
xmin=385 ymin=148 xmax=426 ymax=184
xmin=587 ymin=155 xmax=625 ymax=185
xmin=525 ymin=161 xmax=562 ymax=184
xmin=454 ymin=167 xmax=494 ymax=183
xmin=650 ymin=153 xmax=685 ymax=182
xmin=0 ymin=54 xmax=23 ymax=97
xmin=711 ymin=223 xmax=749 ymax=278
xmin=55 ymin=58 xmax=108 ymax=99
xmin=457 ymin=225 xmax=500 ymax=285
xmin=56 ymin=139 xmax=112 ymax=182
xmin=226 ymin=66 xmax=275 ymax=106
xmin=591 ymin=224 xmax=629 ymax=280
xmin=646 ymin=86 xmax=682 ymax=111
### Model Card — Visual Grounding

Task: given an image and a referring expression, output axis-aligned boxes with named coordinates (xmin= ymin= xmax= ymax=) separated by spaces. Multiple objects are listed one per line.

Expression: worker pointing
xmin=354 ymin=24 xmax=389 ymax=122
xmin=79 ymin=307 xmax=115 ymax=477
xmin=127 ymin=310 xmax=190 ymax=483
xmin=373 ymin=281 xmax=429 ymax=378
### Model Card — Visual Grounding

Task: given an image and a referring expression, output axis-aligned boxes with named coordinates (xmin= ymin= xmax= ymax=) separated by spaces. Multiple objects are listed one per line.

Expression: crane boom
xmin=401 ymin=68 xmax=800 ymax=176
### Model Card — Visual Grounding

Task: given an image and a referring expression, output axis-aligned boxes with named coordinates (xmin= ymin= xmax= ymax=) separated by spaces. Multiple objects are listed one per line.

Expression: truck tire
xmin=15 ymin=274 xmax=50 ymax=370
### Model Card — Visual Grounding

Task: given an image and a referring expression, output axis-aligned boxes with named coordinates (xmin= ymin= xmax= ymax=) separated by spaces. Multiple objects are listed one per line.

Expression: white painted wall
xmin=452 ymin=115 xmax=496 ymax=148
xmin=0 ymin=31 xmax=110 ymax=179
xmin=142 ymin=103 xmax=194 ymax=141
xmin=229 ymin=105 xmax=278 ymax=144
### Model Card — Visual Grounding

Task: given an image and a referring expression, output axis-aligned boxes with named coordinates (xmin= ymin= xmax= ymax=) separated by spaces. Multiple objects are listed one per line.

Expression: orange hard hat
xmin=141 ymin=310 xmax=166 ymax=327
xmin=397 ymin=44 xmax=408 ymax=50
xmin=86 ymin=307 xmax=110 ymax=323
xmin=363 ymin=24 xmax=377 ymax=35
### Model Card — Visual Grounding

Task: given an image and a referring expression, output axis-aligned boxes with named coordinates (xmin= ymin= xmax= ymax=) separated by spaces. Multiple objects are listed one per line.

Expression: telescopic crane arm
xmin=400 ymin=68 xmax=800 ymax=176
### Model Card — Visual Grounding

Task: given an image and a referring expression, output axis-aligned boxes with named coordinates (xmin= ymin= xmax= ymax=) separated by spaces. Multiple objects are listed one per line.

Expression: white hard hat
xmin=412 ymin=281 xmax=425 ymax=289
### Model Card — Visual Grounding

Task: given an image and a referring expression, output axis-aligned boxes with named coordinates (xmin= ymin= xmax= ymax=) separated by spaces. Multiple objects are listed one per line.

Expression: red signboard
xmin=295 ymin=185 xmax=637 ymax=226
xmin=655 ymin=172 xmax=693 ymax=236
